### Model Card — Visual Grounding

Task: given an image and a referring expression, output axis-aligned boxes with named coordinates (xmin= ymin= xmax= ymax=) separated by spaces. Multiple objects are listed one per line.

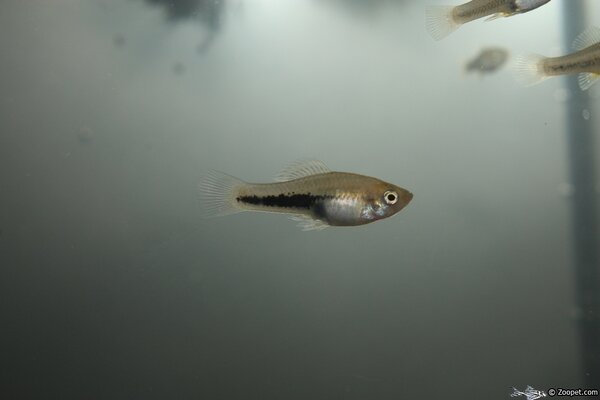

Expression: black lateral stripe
xmin=236 ymin=193 xmax=326 ymax=209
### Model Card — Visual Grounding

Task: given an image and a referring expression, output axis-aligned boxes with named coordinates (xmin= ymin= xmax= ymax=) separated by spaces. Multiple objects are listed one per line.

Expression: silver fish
xmin=466 ymin=47 xmax=509 ymax=74
xmin=426 ymin=0 xmax=552 ymax=41
xmin=514 ymin=26 xmax=600 ymax=90
xmin=199 ymin=160 xmax=413 ymax=231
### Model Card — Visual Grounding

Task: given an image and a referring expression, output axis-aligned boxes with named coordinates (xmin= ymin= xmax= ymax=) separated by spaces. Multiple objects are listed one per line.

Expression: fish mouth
xmin=402 ymin=190 xmax=414 ymax=205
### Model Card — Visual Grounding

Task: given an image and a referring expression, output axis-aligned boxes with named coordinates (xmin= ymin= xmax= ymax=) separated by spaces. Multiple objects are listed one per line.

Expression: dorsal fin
xmin=572 ymin=26 xmax=600 ymax=51
xmin=275 ymin=159 xmax=331 ymax=182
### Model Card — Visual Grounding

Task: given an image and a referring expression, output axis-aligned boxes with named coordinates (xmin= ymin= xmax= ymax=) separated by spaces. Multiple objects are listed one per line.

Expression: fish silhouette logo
xmin=510 ymin=386 xmax=547 ymax=399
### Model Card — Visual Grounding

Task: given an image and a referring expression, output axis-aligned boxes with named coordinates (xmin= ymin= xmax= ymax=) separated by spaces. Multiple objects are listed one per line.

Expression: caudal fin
xmin=425 ymin=6 xmax=460 ymax=41
xmin=512 ymin=54 xmax=548 ymax=87
xmin=198 ymin=170 xmax=245 ymax=217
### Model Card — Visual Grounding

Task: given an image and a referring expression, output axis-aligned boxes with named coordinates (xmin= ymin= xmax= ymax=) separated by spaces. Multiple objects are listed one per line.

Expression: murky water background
xmin=1 ymin=0 xmax=598 ymax=398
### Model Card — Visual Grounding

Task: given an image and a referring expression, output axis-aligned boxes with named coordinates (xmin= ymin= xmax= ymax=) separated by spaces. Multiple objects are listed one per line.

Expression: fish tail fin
xmin=578 ymin=72 xmax=600 ymax=91
xmin=198 ymin=170 xmax=246 ymax=217
xmin=425 ymin=5 xmax=460 ymax=41
xmin=512 ymin=53 xmax=548 ymax=87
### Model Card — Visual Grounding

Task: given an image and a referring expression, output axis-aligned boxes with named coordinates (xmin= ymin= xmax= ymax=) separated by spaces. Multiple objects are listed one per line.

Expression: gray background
xmin=1 ymin=0 xmax=598 ymax=398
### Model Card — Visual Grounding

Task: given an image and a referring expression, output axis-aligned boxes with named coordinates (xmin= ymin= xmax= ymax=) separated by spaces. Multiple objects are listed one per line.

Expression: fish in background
xmin=199 ymin=159 xmax=413 ymax=231
xmin=514 ymin=26 xmax=600 ymax=91
xmin=426 ymin=0 xmax=552 ymax=41
xmin=465 ymin=47 xmax=509 ymax=74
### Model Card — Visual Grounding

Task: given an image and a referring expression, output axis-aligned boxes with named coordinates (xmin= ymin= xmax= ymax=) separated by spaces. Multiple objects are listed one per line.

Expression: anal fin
xmin=485 ymin=13 xmax=507 ymax=21
xmin=289 ymin=215 xmax=329 ymax=231
xmin=578 ymin=72 xmax=600 ymax=91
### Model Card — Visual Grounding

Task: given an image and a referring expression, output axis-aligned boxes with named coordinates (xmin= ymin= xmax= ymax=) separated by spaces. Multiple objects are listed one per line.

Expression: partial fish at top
xmin=198 ymin=159 xmax=413 ymax=231
xmin=514 ymin=26 xmax=600 ymax=91
xmin=426 ymin=0 xmax=552 ymax=41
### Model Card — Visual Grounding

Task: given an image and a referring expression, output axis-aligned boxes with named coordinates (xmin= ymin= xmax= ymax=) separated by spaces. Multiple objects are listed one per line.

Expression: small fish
xmin=466 ymin=47 xmax=509 ymax=74
xmin=199 ymin=159 xmax=413 ymax=231
xmin=426 ymin=0 xmax=552 ymax=41
xmin=510 ymin=385 xmax=547 ymax=399
xmin=514 ymin=26 xmax=600 ymax=90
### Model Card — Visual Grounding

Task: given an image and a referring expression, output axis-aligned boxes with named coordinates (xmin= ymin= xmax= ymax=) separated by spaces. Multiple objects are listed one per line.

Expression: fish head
xmin=360 ymin=181 xmax=413 ymax=222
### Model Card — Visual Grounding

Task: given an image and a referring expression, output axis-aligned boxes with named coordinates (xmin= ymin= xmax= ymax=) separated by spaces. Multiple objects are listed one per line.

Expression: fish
xmin=465 ymin=47 xmax=509 ymax=74
xmin=510 ymin=386 xmax=547 ymax=399
xmin=198 ymin=159 xmax=413 ymax=231
xmin=514 ymin=26 xmax=600 ymax=90
xmin=426 ymin=0 xmax=552 ymax=41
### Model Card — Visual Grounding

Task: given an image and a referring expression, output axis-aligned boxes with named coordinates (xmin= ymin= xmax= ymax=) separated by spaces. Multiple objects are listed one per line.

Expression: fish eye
xmin=384 ymin=190 xmax=398 ymax=205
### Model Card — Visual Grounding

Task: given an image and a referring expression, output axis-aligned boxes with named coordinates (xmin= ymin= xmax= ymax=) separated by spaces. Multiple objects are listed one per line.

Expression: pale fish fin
xmin=578 ymin=72 xmax=600 ymax=91
xmin=512 ymin=53 xmax=548 ymax=86
xmin=198 ymin=170 xmax=245 ymax=217
xmin=425 ymin=6 xmax=460 ymax=41
xmin=485 ymin=13 xmax=507 ymax=22
xmin=571 ymin=26 xmax=600 ymax=51
xmin=289 ymin=215 xmax=329 ymax=231
xmin=275 ymin=159 xmax=331 ymax=182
